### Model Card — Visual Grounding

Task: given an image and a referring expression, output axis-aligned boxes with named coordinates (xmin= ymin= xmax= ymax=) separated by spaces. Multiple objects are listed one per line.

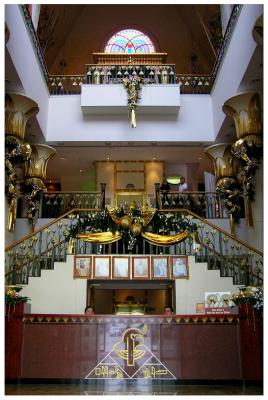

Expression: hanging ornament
xmin=120 ymin=215 xmax=132 ymax=229
xmin=130 ymin=222 xmax=143 ymax=237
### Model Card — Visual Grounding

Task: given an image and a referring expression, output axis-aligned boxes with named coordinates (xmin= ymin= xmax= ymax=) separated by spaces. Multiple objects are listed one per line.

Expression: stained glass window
xmin=104 ymin=29 xmax=155 ymax=54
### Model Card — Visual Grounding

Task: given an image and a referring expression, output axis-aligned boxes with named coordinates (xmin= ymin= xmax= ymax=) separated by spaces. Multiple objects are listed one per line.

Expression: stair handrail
xmin=160 ymin=208 xmax=263 ymax=256
xmin=5 ymin=208 xmax=262 ymax=287
xmin=5 ymin=208 xmax=101 ymax=252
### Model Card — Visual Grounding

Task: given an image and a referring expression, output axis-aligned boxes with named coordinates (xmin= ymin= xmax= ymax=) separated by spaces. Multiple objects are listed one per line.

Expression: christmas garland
xmin=66 ymin=206 xmax=198 ymax=251
xmin=232 ymin=286 xmax=263 ymax=312
xmin=122 ymin=76 xmax=143 ymax=128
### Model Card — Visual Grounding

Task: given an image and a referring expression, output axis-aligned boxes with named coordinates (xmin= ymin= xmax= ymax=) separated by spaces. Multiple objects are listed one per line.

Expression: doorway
xmin=88 ymin=280 xmax=174 ymax=315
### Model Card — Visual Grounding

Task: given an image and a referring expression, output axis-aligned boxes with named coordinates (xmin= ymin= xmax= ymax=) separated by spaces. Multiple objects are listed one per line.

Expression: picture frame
xmin=170 ymin=256 xmax=189 ymax=279
xmin=93 ymin=256 xmax=111 ymax=279
xmin=112 ymin=256 xmax=130 ymax=279
xmin=132 ymin=256 xmax=150 ymax=279
xmin=151 ymin=256 xmax=169 ymax=279
xmin=74 ymin=256 xmax=92 ymax=279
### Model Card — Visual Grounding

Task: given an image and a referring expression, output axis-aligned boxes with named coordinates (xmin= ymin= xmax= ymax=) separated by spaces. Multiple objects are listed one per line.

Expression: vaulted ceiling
xmin=37 ymin=4 xmax=221 ymax=75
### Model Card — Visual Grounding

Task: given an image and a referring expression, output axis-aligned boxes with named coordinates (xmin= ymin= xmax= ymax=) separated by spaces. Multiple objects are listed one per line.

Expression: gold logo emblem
xmin=113 ymin=327 xmax=146 ymax=366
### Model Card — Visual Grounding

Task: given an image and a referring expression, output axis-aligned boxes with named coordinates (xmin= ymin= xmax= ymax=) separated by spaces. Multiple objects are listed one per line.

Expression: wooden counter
xmin=5 ymin=313 xmax=262 ymax=382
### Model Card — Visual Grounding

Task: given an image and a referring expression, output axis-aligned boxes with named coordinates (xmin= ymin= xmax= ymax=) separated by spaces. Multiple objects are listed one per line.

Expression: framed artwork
xmin=93 ymin=256 xmax=111 ymax=279
xmin=132 ymin=256 xmax=150 ymax=279
xmin=74 ymin=256 xmax=91 ymax=279
xmin=151 ymin=256 xmax=169 ymax=279
xmin=112 ymin=256 xmax=130 ymax=279
xmin=170 ymin=256 xmax=189 ymax=279
xmin=196 ymin=303 xmax=205 ymax=314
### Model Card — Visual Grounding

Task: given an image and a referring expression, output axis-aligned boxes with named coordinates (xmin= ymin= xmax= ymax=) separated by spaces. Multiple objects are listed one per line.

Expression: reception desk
xmin=5 ymin=312 xmax=262 ymax=382
xmin=6 ymin=312 xmax=262 ymax=382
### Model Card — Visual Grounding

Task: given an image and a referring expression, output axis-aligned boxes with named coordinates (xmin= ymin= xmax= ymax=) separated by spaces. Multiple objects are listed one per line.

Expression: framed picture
xmin=196 ymin=303 xmax=205 ymax=314
xmin=112 ymin=256 xmax=130 ymax=279
xmin=74 ymin=256 xmax=91 ymax=279
xmin=151 ymin=256 xmax=169 ymax=279
xmin=132 ymin=256 xmax=150 ymax=279
xmin=93 ymin=256 xmax=111 ymax=279
xmin=170 ymin=256 xmax=189 ymax=279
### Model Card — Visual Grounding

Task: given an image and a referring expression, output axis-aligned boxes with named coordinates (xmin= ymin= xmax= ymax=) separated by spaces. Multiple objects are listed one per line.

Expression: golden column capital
xmin=252 ymin=14 xmax=263 ymax=46
xmin=5 ymin=92 xmax=39 ymax=141
xmin=222 ymin=92 xmax=262 ymax=139
xmin=24 ymin=144 xmax=56 ymax=229
xmin=205 ymin=143 xmax=241 ymax=234
xmin=24 ymin=144 xmax=56 ymax=181
xmin=204 ymin=143 xmax=239 ymax=183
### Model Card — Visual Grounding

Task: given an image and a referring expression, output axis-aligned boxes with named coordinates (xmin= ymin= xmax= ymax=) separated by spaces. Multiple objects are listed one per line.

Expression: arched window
xmin=104 ymin=29 xmax=155 ymax=54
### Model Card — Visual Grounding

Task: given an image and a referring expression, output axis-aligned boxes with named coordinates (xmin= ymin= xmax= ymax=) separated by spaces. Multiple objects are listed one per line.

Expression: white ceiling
xmin=45 ymin=143 xmax=214 ymax=181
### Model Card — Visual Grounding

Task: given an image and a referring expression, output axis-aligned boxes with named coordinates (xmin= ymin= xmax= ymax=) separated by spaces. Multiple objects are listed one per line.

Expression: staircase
xmin=5 ymin=208 xmax=263 ymax=288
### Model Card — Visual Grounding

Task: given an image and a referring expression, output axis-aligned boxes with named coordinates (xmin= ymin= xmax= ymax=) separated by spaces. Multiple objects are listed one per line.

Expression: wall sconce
xmin=205 ymin=143 xmax=242 ymax=235
xmin=5 ymin=93 xmax=39 ymax=231
xmin=223 ymin=92 xmax=262 ymax=227
xmin=24 ymin=144 xmax=56 ymax=228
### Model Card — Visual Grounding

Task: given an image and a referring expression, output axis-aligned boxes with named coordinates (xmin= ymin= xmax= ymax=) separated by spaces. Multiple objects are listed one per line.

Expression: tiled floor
xmin=5 ymin=381 xmax=263 ymax=396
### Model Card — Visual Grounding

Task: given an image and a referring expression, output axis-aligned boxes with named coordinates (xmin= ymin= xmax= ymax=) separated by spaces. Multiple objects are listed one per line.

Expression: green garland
xmin=5 ymin=286 xmax=29 ymax=307
xmin=66 ymin=206 xmax=197 ymax=246
xmin=232 ymin=286 xmax=263 ymax=312
xmin=122 ymin=76 xmax=143 ymax=127
xmin=123 ymin=76 xmax=143 ymax=111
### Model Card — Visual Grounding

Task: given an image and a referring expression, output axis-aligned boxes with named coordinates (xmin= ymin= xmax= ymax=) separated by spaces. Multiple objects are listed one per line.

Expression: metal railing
xmin=17 ymin=191 xmax=103 ymax=219
xmin=48 ymin=72 xmax=213 ymax=95
xmin=158 ymin=191 xmax=245 ymax=219
xmin=5 ymin=208 xmax=263 ymax=287
xmin=16 ymin=190 xmax=235 ymax=220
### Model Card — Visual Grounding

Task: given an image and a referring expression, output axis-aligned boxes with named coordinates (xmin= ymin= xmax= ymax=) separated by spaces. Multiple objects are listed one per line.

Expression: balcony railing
xmin=158 ymin=190 xmax=245 ymax=219
xmin=16 ymin=190 xmax=234 ymax=220
xmin=17 ymin=191 xmax=103 ymax=219
xmin=20 ymin=4 xmax=242 ymax=96
xmin=48 ymin=72 xmax=213 ymax=95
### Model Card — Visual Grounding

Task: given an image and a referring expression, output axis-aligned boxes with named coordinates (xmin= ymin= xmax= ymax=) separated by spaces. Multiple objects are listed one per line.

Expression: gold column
xmin=223 ymin=92 xmax=262 ymax=227
xmin=252 ymin=15 xmax=263 ymax=46
xmin=24 ymin=144 xmax=56 ymax=228
xmin=205 ymin=143 xmax=241 ymax=235
xmin=5 ymin=93 xmax=39 ymax=231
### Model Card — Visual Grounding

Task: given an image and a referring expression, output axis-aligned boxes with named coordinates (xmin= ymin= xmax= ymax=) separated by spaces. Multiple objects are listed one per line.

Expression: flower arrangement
xmin=5 ymin=286 xmax=29 ymax=307
xmin=122 ymin=76 xmax=143 ymax=127
xmin=232 ymin=286 xmax=263 ymax=311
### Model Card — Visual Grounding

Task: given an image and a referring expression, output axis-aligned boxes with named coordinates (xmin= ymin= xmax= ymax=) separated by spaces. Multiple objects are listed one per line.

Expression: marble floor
xmin=5 ymin=380 xmax=263 ymax=396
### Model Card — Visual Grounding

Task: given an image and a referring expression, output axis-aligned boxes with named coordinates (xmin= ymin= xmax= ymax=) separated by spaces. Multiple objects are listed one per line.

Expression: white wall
xmin=175 ymin=256 xmax=240 ymax=314
xmin=46 ymin=94 xmax=214 ymax=142
xmin=20 ymin=255 xmax=239 ymax=315
xmin=5 ymin=5 xmax=50 ymax=135
xmin=212 ymin=4 xmax=263 ymax=135
xmin=81 ymin=84 xmax=180 ymax=113
xmin=20 ymin=255 xmax=87 ymax=314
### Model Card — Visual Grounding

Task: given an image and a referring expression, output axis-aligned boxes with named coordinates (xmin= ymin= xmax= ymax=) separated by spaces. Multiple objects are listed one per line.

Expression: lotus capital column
xmin=5 ymin=93 xmax=39 ymax=231
xmin=223 ymin=91 xmax=263 ymax=227
xmin=205 ymin=143 xmax=241 ymax=235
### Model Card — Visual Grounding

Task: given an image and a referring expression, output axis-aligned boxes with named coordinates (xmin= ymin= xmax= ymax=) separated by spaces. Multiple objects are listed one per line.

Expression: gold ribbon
xmin=107 ymin=206 xmax=157 ymax=227
xmin=141 ymin=231 xmax=190 ymax=246
xmin=131 ymin=109 xmax=136 ymax=128
xmin=7 ymin=197 xmax=17 ymax=232
xmin=77 ymin=231 xmax=122 ymax=244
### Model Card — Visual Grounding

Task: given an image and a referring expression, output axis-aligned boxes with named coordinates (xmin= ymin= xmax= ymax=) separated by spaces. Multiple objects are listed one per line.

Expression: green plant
xmin=5 ymin=286 xmax=29 ymax=307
